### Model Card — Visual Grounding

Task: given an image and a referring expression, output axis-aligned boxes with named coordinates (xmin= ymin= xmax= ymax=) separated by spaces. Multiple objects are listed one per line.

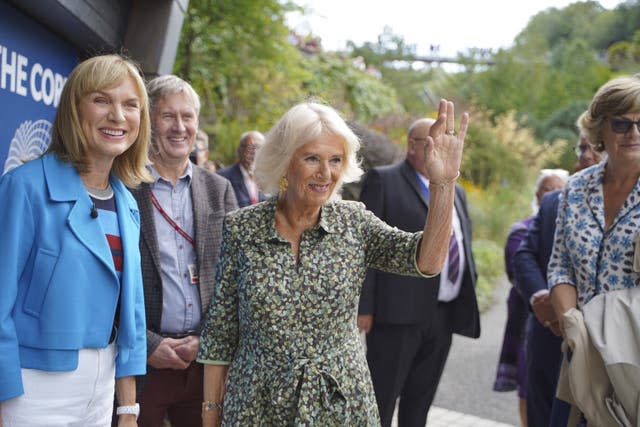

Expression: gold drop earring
xmin=279 ymin=176 xmax=288 ymax=194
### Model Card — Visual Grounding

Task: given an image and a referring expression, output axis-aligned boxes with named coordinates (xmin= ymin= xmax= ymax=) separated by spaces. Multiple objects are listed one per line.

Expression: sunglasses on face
xmin=610 ymin=118 xmax=640 ymax=134
xmin=574 ymin=143 xmax=592 ymax=157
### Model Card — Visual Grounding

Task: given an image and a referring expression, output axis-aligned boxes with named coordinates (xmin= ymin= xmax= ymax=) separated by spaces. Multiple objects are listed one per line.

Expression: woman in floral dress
xmin=198 ymin=99 xmax=468 ymax=426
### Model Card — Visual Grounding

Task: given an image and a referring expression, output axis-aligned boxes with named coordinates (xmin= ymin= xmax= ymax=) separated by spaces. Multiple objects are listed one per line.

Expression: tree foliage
xmin=174 ymin=0 xmax=640 ymax=180
xmin=608 ymin=30 xmax=640 ymax=72
xmin=463 ymin=110 xmax=566 ymax=188
xmin=175 ymin=0 xmax=404 ymax=164
xmin=300 ymin=53 xmax=402 ymax=123
xmin=175 ymin=0 xmax=309 ymax=162
xmin=445 ymin=2 xmax=623 ymax=172
xmin=171 ymin=0 xmax=640 ymax=304
xmin=346 ymin=27 xmax=443 ymax=116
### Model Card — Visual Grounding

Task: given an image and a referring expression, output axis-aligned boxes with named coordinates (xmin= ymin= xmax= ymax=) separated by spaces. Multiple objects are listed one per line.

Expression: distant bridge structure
xmin=385 ymin=54 xmax=496 ymax=66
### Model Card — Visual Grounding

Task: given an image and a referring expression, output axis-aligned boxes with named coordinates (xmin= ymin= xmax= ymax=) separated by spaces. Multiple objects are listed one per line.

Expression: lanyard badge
xmin=188 ymin=263 xmax=199 ymax=285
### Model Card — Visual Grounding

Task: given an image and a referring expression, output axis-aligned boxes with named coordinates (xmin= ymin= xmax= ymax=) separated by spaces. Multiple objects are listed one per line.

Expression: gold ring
xmin=446 ymin=130 xmax=456 ymax=136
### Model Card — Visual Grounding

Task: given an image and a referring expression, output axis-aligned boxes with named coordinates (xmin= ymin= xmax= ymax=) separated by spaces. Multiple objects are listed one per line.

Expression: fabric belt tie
xmin=269 ymin=350 xmax=349 ymax=425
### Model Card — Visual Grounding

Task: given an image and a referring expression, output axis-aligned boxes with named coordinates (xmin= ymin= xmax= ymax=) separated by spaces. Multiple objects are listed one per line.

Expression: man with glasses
xmin=357 ymin=118 xmax=480 ymax=427
xmin=218 ymin=130 xmax=266 ymax=208
xmin=514 ymin=130 xmax=605 ymax=427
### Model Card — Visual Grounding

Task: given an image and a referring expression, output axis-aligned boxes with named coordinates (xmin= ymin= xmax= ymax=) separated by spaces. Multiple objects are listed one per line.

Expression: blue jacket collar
xmin=42 ymin=153 xmax=136 ymax=209
xmin=43 ymin=153 xmax=84 ymax=202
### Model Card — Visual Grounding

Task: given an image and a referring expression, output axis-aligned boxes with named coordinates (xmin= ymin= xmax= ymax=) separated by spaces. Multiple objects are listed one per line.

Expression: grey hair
xmin=146 ymin=74 xmax=200 ymax=116
xmin=239 ymin=130 xmax=264 ymax=146
xmin=535 ymin=169 xmax=569 ymax=193
xmin=146 ymin=75 xmax=200 ymax=155
xmin=253 ymin=102 xmax=363 ymax=198
xmin=578 ymin=74 xmax=640 ymax=152
xmin=530 ymin=168 xmax=569 ymax=213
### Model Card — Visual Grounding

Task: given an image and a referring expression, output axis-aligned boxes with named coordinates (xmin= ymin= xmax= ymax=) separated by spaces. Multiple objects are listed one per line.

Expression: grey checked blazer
xmin=130 ymin=165 xmax=238 ymax=356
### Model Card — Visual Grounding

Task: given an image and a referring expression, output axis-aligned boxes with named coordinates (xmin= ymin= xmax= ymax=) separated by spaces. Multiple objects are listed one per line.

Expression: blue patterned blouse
xmin=547 ymin=161 xmax=640 ymax=307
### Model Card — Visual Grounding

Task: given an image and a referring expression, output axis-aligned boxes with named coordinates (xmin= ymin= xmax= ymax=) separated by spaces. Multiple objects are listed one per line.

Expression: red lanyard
xmin=149 ymin=190 xmax=196 ymax=248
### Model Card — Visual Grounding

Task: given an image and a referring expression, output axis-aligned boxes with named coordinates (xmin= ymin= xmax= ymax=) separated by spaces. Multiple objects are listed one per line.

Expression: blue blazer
xmin=218 ymin=163 xmax=266 ymax=208
xmin=0 ymin=153 xmax=147 ymax=401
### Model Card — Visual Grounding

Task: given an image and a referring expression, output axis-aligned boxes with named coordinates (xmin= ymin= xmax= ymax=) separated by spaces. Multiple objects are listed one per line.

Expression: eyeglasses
xmin=610 ymin=118 xmax=640 ymax=134
xmin=241 ymin=143 xmax=260 ymax=152
xmin=574 ymin=143 xmax=591 ymax=157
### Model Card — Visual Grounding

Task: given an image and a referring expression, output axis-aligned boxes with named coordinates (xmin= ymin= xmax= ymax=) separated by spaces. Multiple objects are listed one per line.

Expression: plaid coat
xmin=130 ymin=165 xmax=237 ymax=357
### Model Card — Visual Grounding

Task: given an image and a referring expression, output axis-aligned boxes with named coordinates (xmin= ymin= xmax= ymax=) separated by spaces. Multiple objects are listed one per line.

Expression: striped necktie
xmin=447 ymin=233 xmax=460 ymax=284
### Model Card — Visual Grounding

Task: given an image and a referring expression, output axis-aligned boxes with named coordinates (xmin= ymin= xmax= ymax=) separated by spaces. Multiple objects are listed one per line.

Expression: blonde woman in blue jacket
xmin=0 ymin=54 xmax=150 ymax=426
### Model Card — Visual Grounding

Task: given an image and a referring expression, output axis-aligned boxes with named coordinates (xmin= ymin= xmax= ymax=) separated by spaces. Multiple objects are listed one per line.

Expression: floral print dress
xmin=197 ymin=198 xmax=428 ymax=426
xmin=547 ymin=161 xmax=640 ymax=307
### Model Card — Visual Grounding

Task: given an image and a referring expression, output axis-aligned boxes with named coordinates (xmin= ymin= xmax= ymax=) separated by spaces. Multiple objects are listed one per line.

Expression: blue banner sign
xmin=0 ymin=2 xmax=78 ymax=174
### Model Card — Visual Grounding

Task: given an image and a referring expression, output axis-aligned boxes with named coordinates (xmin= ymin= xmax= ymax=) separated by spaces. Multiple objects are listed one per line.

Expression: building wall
xmin=0 ymin=0 xmax=188 ymax=172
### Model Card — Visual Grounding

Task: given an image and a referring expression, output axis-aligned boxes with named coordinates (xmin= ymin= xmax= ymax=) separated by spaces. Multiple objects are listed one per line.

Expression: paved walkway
xmin=431 ymin=276 xmax=521 ymax=425
xmin=389 ymin=403 xmax=516 ymax=427
xmin=384 ymin=276 xmax=521 ymax=426
xmin=424 ymin=406 xmax=516 ymax=427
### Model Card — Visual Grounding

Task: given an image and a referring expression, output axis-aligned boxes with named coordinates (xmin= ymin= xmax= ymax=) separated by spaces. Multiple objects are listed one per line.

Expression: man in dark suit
xmin=513 ymin=133 xmax=603 ymax=427
xmin=130 ymin=75 xmax=238 ymax=426
xmin=358 ymin=118 xmax=480 ymax=427
xmin=218 ymin=130 xmax=266 ymax=207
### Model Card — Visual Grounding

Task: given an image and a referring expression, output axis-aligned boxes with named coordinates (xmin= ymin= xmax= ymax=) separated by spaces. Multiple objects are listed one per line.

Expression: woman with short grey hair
xmin=198 ymin=99 xmax=468 ymax=426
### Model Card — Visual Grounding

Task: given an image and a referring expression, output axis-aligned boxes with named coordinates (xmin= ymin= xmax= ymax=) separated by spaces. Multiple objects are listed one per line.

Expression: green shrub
xmin=472 ymin=239 xmax=504 ymax=312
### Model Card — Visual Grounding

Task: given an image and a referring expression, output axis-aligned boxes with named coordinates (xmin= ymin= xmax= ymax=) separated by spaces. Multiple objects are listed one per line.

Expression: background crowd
xmin=0 ymin=50 xmax=639 ymax=427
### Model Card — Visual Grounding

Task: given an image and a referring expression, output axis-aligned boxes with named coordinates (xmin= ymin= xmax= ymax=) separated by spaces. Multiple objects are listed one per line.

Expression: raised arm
xmin=417 ymin=99 xmax=468 ymax=275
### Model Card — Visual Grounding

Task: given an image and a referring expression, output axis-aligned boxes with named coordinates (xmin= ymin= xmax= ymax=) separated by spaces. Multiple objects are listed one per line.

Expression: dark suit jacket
xmin=358 ymin=160 xmax=480 ymax=338
xmin=513 ymin=190 xmax=561 ymax=303
xmin=217 ymin=163 xmax=266 ymax=208
xmin=513 ymin=189 xmax=563 ymax=368
xmin=130 ymin=166 xmax=238 ymax=356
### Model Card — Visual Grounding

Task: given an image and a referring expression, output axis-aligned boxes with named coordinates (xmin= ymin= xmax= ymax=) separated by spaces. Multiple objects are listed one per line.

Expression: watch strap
xmin=116 ymin=403 xmax=140 ymax=419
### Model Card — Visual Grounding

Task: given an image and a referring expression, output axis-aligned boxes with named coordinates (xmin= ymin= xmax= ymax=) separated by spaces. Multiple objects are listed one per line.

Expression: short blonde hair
xmin=578 ymin=74 xmax=640 ymax=152
xmin=47 ymin=54 xmax=151 ymax=187
xmin=254 ymin=102 xmax=363 ymax=198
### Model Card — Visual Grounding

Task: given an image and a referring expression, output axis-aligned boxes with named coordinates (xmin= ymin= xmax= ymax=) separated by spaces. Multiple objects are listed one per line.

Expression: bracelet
xmin=116 ymin=403 xmax=140 ymax=420
xmin=430 ymin=171 xmax=460 ymax=191
xmin=202 ymin=400 xmax=223 ymax=412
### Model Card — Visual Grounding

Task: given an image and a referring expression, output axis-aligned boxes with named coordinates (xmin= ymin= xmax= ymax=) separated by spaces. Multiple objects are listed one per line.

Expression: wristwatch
xmin=116 ymin=403 xmax=140 ymax=419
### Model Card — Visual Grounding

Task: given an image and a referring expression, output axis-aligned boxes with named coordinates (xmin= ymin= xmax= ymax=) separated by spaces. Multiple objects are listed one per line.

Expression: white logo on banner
xmin=3 ymin=119 xmax=51 ymax=175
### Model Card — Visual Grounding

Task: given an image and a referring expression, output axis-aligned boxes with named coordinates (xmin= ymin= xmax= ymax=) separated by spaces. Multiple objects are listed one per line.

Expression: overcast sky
xmin=287 ymin=0 xmax=624 ymax=56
